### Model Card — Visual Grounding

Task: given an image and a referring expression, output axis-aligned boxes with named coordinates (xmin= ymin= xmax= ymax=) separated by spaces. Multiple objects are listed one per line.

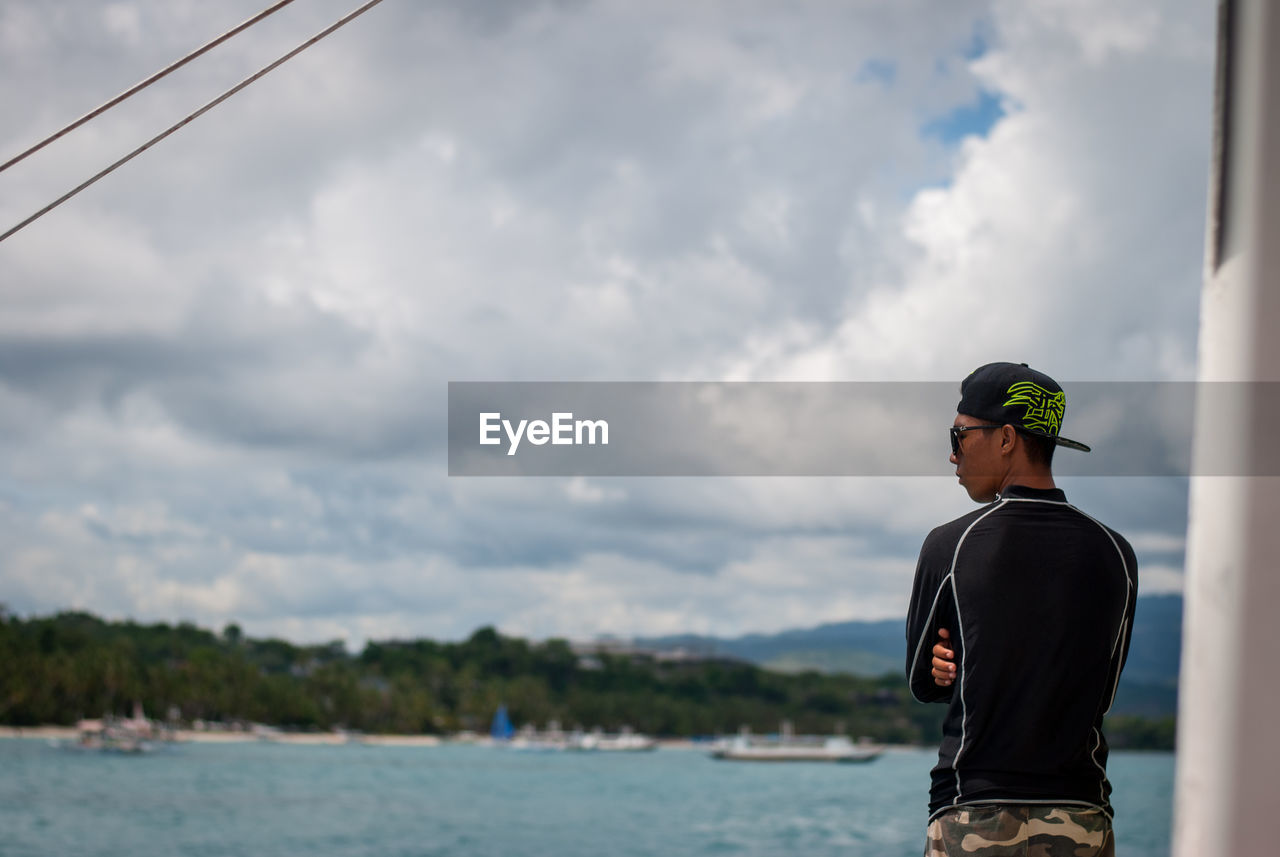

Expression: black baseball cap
xmin=957 ymin=362 xmax=1091 ymax=452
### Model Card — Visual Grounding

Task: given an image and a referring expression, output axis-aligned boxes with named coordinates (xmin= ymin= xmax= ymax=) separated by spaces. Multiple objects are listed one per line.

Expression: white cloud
xmin=714 ymin=0 xmax=1212 ymax=384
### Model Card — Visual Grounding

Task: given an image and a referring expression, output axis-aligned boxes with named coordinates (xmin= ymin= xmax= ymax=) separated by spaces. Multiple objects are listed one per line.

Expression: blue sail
xmin=490 ymin=704 xmax=514 ymax=741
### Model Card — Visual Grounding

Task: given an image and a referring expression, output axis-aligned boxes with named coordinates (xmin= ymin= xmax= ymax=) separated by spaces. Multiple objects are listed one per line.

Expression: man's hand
xmin=931 ymin=627 xmax=956 ymax=687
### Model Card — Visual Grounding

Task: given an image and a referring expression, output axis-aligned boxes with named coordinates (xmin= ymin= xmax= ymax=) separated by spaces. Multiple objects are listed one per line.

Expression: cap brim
xmin=1053 ymin=436 xmax=1091 ymax=453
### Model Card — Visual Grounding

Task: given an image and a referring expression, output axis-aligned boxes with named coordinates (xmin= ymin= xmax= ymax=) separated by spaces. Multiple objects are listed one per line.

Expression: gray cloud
xmin=0 ymin=0 xmax=1208 ymax=644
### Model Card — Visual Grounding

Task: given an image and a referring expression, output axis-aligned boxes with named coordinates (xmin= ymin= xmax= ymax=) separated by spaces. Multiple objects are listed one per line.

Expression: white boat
xmin=490 ymin=709 xmax=659 ymax=753
xmin=70 ymin=713 xmax=168 ymax=754
xmin=710 ymin=727 xmax=882 ymax=763
xmin=569 ymin=726 xmax=657 ymax=752
xmin=505 ymin=719 xmax=570 ymax=752
xmin=507 ymin=733 xmax=570 ymax=752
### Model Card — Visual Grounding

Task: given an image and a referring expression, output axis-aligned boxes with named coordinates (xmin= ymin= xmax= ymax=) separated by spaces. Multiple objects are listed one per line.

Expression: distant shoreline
xmin=0 ymin=726 xmax=909 ymax=752
xmin=0 ymin=725 xmax=443 ymax=746
xmin=0 ymin=725 xmax=716 ymax=749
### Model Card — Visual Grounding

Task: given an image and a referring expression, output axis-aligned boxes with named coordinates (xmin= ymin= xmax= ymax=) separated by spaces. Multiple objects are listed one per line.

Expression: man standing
xmin=906 ymin=362 xmax=1137 ymax=857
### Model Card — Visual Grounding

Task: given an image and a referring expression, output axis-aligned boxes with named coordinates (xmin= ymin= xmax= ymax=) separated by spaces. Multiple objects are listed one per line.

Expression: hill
xmin=637 ymin=594 xmax=1183 ymax=716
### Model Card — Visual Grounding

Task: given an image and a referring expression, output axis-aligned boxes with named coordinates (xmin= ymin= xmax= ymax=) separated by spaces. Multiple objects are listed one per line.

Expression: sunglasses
xmin=949 ymin=424 xmax=1004 ymax=455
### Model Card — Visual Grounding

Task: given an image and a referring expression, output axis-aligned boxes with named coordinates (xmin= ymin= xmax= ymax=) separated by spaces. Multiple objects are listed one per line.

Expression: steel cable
xmin=0 ymin=0 xmax=388 ymax=244
xmin=0 ymin=0 xmax=300 ymax=174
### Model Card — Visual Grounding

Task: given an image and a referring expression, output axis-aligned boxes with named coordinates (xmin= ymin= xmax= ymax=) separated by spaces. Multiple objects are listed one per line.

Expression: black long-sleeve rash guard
xmin=905 ymin=484 xmax=1138 ymax=820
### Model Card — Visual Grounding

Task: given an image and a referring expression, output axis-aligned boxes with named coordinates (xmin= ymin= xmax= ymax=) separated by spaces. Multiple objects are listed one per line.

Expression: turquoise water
xmin=0 ymin=739 xmax=1173 ymax=857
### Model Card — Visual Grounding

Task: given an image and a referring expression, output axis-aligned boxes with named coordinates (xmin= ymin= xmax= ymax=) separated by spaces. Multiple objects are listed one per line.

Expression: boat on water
xmin=710 ymin=724 xmax=882 ymax=763
xmin=508 ymin=724 xmax=571 ymax=753
xmin=711 ymin=735 xmax=881 ymax=763
xmin=492 ymin=709 xmax=571 ymax=752
xmin=508 ymin=724 xmax=659 ymax=753
xmin=490 ymin=704 xmax=516 ymax=742
xmin=490 ymin=707 xmax=657 ymax=753
xmin=73 ymin=721 xmax=152 ymax=753
xmin=70 ymin=706 xmax=174 ymax=754
xmin=569 ymin=726 xmax=657 ymax=753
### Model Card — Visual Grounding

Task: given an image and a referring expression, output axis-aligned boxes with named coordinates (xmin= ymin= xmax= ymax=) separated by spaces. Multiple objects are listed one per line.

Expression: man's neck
xmin=999 ymin=469 xmax=1056 ymax=495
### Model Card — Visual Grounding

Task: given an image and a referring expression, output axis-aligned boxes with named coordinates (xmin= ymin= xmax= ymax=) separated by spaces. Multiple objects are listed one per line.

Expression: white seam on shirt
xmin=1089 ymin=727 xmax=1107 ymax=805
xmin=1016 ymin=497 xmax=1134 ymax=799
xmin=947 ymin=500 xmax=1009 ymax=805
xmin=1005 ymin=497 xmax=1135 ymax=711
xmin=908 ymin=573 xmax=955 ymax=703
xmin=1066 ymin=503 xmax=1134 ymax=716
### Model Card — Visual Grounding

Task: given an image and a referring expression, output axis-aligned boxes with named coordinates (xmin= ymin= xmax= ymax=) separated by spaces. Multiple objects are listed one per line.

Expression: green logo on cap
xmin=1003 ymin=382 xmax=1065 ymax=435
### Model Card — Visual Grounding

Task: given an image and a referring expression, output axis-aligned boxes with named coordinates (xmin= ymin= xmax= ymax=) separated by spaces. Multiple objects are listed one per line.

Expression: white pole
xmin=1173 ymin=1 xmax=1280 ymax=854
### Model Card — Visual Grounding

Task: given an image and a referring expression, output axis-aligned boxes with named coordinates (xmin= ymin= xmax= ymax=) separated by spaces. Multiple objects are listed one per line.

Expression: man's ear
xmin=1000 ymin=425 xmax=1019 ymax=456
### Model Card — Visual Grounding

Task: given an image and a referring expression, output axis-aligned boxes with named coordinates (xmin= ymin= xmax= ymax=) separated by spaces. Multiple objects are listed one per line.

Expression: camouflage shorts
xmin=924 ymin=804 xmax=1115 ymax=857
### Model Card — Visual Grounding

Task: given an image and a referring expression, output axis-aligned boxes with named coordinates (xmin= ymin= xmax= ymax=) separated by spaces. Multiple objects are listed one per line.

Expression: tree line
xmin=0 ymin=609 xmax=1172 ymax=749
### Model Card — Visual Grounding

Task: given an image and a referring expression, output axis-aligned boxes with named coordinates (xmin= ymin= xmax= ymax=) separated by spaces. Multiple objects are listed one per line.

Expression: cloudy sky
xmin=0 ymin=0 xmax=1215 ymax=648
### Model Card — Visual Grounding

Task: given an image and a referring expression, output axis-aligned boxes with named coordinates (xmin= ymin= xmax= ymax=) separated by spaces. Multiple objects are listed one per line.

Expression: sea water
xmin=0 ymin=739 xmax=1173 ymax=857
